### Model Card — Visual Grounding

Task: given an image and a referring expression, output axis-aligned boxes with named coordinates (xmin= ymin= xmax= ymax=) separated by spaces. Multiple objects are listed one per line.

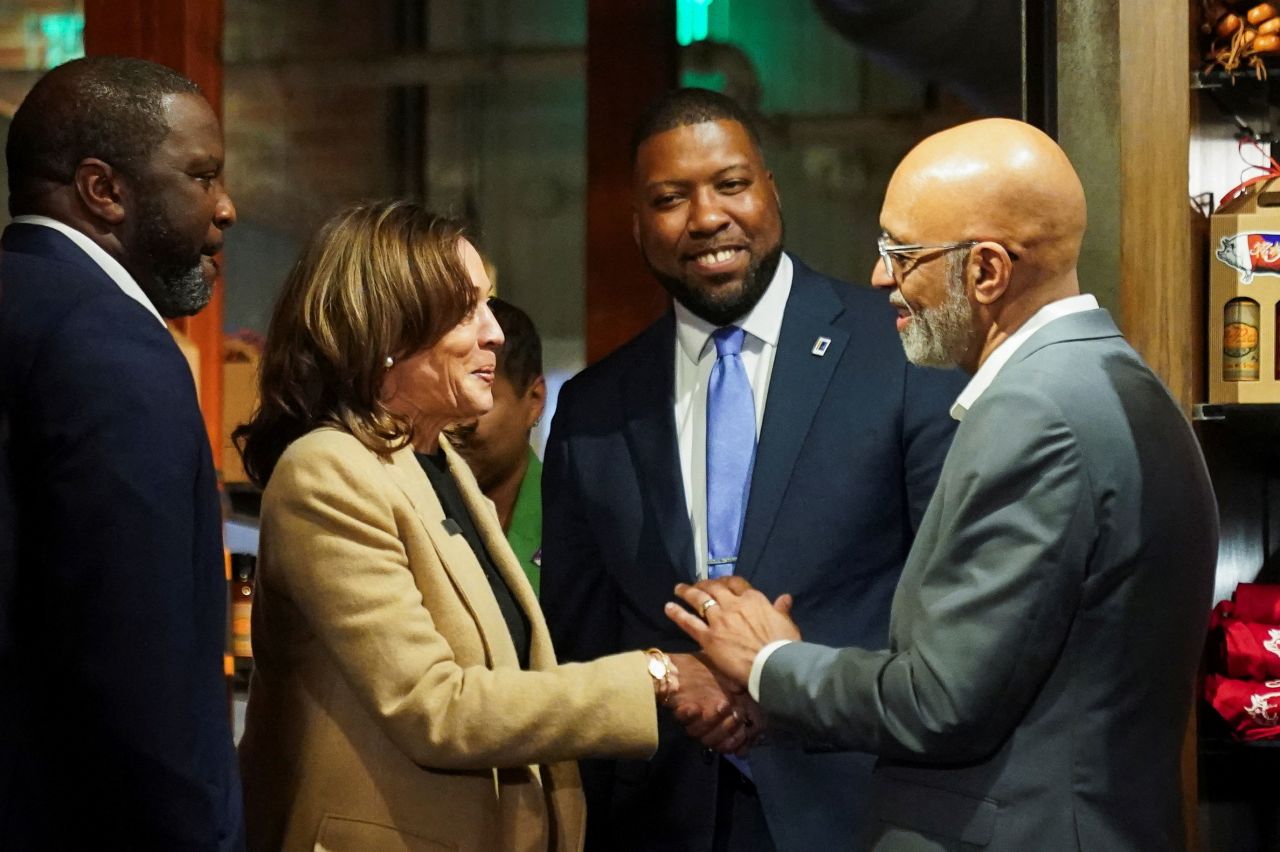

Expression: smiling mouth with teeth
xmin=695 ymin=248 xmax=738 ymax=265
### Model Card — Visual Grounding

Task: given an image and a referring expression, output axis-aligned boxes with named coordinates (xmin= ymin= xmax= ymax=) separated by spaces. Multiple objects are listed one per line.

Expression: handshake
xmin=658 ymin=576 xmax=802 ymax=757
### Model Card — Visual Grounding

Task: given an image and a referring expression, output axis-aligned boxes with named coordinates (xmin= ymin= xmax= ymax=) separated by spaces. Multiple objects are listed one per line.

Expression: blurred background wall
xmin=0 ymin=0 xmax=1023 ymax=453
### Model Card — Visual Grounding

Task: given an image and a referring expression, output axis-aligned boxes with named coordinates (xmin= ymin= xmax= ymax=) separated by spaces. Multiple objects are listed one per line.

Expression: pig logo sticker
xmin=1216 ymin=232 xmax=1280 ymax=284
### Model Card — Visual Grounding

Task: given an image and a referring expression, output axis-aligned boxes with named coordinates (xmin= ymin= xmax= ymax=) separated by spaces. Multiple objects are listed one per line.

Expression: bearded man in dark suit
xmin=0 ymin=56 xmax=242 ymax=850
xmin=541 ymin=88 xmax=965 ymax=852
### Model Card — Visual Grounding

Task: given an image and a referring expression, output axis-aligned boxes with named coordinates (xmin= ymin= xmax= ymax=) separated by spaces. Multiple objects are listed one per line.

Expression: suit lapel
xmin=388 ymin=442 xmax=548 ymax=783
xmin=439 ymin=440 xmax=559 ymax=672
xmin=622 ymin=314 xmax=698 ymax=583
xmin=737 ymin=264 xmax=849 ymax=579
xmin=383 ymin=446 xmax=514 ymax=668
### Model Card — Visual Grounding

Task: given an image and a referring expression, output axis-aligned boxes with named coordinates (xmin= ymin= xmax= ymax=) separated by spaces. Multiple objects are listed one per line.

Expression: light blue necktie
xmin=705 ymin=326 xmax=757 ymax=777
xmin=706 ymin=326 xmax=756 ymax=579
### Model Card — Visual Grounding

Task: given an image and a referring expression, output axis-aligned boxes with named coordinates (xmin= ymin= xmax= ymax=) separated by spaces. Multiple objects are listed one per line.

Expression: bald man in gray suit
xmin=668 ymin=118 xmax=1218 ymax=851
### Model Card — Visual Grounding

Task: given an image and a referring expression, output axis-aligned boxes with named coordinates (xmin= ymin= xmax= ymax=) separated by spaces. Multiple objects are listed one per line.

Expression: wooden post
xmin=585 ymin=1 xmax=678 ymax=363
xmin=1057 ymin=0 xmax=1196 ymax=410
xmin=84 ymin=0 xmax=228 ymax=469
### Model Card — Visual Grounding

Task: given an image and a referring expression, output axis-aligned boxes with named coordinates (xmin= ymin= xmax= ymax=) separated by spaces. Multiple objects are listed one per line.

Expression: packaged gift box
xmin=1209 ymin=179 xmax=1280 ymax=403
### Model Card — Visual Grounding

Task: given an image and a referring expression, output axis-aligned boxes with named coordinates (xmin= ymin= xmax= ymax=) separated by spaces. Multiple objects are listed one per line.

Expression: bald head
xmin=885 ymin=118 xmax=1086 ymax=284
xmin=874 ymin=119 xmax=1087 ymax=373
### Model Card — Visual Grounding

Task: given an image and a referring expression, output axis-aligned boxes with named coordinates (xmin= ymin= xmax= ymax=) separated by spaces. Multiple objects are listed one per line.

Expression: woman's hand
xmin=666 ymin=653 xmax=762 ymax=755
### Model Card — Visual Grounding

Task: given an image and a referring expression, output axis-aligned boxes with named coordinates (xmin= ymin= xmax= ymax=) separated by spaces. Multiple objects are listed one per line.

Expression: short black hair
xmin=630 ymin=87 xmax=762 ymax=163
xmin=7 ymin=56 xmax=201 ymax=214
xmin=490 ymin=297 xmax=542 ymax=396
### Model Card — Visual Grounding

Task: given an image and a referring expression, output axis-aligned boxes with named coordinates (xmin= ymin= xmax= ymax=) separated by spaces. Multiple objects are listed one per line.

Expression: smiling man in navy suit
xmin=0 ymin=57 xmax=242 ymax=850
xmin=541 ymin=88 xmax=966 ymax=852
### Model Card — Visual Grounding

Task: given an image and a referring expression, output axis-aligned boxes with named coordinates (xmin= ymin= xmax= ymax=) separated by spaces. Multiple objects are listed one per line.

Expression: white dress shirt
xmin=746 ymin=291 xmax=1101 ymax=700
xmin=674 ymin=252 xmax=794 ymax=581
xmin=11 ymin=214 xmax=166 ymax=327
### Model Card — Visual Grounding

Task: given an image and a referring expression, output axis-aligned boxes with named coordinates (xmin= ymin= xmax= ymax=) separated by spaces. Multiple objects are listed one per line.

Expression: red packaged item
xmin=1210 ymin=598 xmax=1236 ymax=630
xmin=1204 ymin=674 xmax=1280 ymax=742
xmin=1232 ymin=583 xmax=1280 ymax=622
xmin=1216 ymin=617 xmax=1280 ymax=680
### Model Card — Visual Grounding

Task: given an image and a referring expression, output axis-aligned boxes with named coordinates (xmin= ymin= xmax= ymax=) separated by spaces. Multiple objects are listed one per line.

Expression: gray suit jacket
xmin=759 ymin=309 xmax=1218 ymax=851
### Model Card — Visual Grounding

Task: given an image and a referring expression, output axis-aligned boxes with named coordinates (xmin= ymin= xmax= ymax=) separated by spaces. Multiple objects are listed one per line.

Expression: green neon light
xmin=33 ymin=13 xmax=84 ymax=69
xmin=680 ymin=70 xmax=726 ymax=92
xmin=676 ymin=0 xmax=714 ymax=47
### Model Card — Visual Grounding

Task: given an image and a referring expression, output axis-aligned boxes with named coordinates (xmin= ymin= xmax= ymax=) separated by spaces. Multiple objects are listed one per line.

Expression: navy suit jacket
xmin=0 ymin=223 xmax=245 ymax=850
xmin=542 ymin=257 xmax=967 ymax=851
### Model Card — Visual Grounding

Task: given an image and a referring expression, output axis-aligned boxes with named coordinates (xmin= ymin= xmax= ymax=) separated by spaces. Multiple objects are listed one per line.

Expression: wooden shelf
xmin=1195 ymin=402 xmax=1280 ymax=420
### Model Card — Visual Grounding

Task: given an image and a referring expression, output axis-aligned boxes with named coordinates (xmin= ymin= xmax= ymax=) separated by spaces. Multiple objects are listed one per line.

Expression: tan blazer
xmin=238 ymin=428 xmax=657 ymax=852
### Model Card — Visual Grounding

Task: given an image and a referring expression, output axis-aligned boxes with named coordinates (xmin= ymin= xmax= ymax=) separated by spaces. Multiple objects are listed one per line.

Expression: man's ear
xmin=525 ymin=374 xmax=547 ymax=429
xmin=970 ymin=242 xmax=1015 ymax=306
xmin=73 ymin=158 xmax=127 ymax=225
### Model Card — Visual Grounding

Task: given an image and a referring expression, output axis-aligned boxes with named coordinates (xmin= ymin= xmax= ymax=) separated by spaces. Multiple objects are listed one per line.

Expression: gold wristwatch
xmin=645 ymin=648 xmax=677 ymax=704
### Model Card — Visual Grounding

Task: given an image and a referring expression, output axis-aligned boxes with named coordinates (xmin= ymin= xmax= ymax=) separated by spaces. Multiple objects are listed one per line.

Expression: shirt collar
xmin=950 ymin=293 xmax=1099 ymax=421
xmin=11 ymin=214 xmax=166 ymax=327
xmin=675 ymin=252 xmax=794 ymax=363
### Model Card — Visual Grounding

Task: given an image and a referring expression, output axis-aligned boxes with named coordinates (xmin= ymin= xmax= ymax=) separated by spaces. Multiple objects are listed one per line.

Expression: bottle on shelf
xmin=1224 ymin=297 xmax=1261 ymax=381
xmin=230 ymin=552 xmax=256 ymax=662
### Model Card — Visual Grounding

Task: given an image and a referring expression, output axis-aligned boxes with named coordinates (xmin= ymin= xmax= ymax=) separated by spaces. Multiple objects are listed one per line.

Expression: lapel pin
xmin=811 ymin=336 xmax=831 ymax=357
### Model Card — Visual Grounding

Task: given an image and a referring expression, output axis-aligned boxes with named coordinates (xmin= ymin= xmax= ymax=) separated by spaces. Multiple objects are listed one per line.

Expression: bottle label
xmin=1225 ymin=299 xmax=1261 ymax=382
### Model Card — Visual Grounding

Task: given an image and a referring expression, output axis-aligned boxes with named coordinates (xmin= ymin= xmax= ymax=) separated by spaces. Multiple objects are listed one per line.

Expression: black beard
xmin=131 ymin=189 xmax=213 ymax=319
xmin=647 ymin=241 xmax=784 ymax=327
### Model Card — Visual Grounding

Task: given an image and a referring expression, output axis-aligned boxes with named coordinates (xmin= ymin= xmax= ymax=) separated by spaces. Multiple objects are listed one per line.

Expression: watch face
xmin=647 ymin=655 xmax=667 ymax=679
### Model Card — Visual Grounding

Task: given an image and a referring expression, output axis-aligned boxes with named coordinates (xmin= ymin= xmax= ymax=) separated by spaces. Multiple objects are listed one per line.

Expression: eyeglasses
xmin=877 ymin=236 xmax=976 ymax=282
xmin=876 ymin=235 xmax=1019 ymax=282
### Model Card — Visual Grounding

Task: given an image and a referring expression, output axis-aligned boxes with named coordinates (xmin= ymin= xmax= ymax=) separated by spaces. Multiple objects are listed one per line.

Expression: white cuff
xmin=748 ymin=639 xmax=794 ymax=702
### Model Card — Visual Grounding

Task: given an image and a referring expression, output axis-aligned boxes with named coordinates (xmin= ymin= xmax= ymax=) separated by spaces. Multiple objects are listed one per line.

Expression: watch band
xmin=645 ymin=647 xmax=677 ymax=704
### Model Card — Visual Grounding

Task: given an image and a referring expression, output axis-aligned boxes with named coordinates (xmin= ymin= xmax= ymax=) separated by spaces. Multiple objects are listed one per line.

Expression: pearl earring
xmin=384 ymin=356 xmax=394 ymax=368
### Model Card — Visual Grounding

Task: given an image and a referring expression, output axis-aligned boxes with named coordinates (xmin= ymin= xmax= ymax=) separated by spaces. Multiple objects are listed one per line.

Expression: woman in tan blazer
xmin=233 ymin=201 xmax=732 ymax=852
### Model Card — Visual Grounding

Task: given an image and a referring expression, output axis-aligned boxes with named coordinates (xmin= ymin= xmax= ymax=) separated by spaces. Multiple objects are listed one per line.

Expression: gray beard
xmin=899 ymin=258 xmax=974 ymax=368
xmin=146 ymin=262 xmax=211 ymax=318
xmin=130 ymin=175 xmax=214 ymax=319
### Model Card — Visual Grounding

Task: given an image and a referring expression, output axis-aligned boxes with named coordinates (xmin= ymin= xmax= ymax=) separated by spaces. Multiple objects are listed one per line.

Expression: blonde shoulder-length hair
xmin=234 ymin=200 xmax=478 ymax=488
